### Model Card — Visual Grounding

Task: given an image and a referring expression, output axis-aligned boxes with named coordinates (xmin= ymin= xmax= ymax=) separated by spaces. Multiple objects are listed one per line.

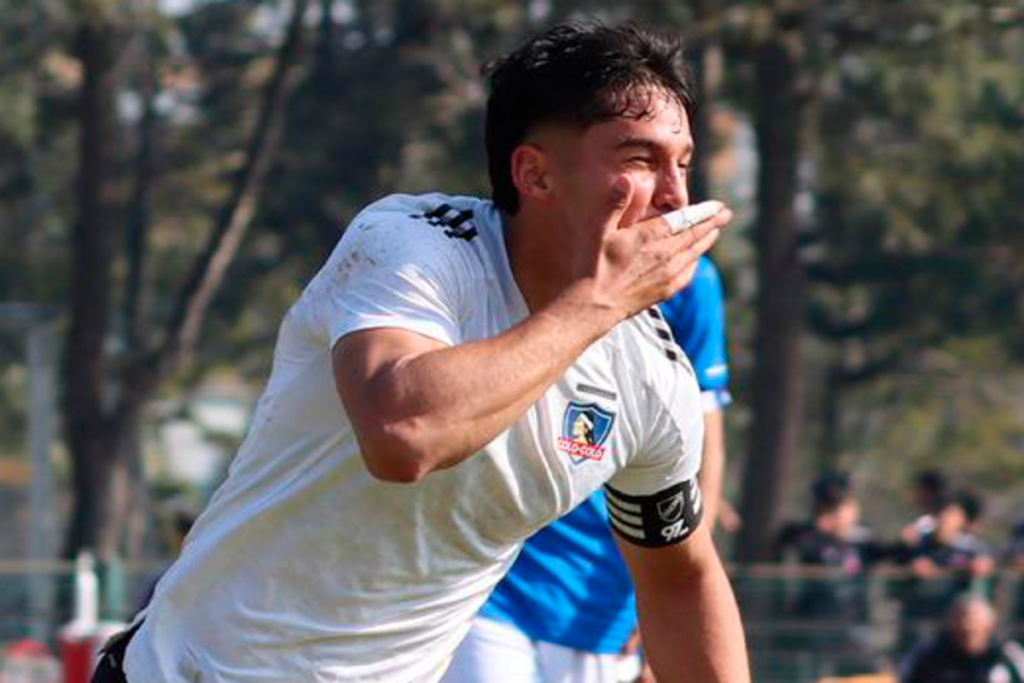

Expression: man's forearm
xmin=698 ymin=410 xmax=725 ymax=530
xmin=634 ymin=535 xmax=750 ymax=683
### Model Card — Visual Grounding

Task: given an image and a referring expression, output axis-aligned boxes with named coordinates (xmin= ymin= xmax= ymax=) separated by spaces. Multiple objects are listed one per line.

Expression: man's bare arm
xmin=333 ymin=203 xmax=730 ymax=482
xmin=698 ymin=409 xmax=726 ymax=530
xmin=615 ymin=524 xmax=750 ymax=683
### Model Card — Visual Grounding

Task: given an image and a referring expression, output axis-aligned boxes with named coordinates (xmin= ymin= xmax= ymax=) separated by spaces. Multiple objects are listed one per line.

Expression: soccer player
xmin=441 ymin=256 xmax=732 ymax=683
xmin=92 ymin=22 xmax=749 ymax=683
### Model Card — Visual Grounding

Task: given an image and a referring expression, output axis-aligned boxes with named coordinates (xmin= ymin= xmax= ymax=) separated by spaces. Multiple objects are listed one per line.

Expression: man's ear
xmin=510 ymin=144 xmax=553 ymax=202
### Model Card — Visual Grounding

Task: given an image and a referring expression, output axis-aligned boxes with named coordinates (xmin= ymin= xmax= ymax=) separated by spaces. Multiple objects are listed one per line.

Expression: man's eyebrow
xmin=614 ymin=136 xmax=658 ymax=151
xmin=613 ymin=136 xmax=694 ymax=158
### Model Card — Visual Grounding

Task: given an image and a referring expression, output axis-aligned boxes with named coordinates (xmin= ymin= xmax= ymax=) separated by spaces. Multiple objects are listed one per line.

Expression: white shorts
xmin=440 ymin=616 xmax=642 ymax=683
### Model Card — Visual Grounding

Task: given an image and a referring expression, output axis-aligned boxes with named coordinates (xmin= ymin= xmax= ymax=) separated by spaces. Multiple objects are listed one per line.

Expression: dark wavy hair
xmin=482 ymin=22 xmax=695 ymax=215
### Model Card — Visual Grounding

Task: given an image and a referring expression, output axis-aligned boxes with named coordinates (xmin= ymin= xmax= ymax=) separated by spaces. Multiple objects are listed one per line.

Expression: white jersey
xmin=124 ymin=193 xmax=705 ymax=683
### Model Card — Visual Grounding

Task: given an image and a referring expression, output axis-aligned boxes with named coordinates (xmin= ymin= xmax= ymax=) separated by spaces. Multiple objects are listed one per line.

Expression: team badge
xmin=557 ymin=402 xmax=615 ymax=464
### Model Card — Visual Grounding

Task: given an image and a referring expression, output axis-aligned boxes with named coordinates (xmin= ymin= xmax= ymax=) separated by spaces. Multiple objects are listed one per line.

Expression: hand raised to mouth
xmin=662 ymin=201 xmax=725 ymax=235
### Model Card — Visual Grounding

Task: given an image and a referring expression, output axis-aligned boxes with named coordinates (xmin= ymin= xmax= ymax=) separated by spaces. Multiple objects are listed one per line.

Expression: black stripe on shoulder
xmin=408 ymin=203 xmax=478 ymax=242
xmin=637 ymin=307 xmax=687 ymax=366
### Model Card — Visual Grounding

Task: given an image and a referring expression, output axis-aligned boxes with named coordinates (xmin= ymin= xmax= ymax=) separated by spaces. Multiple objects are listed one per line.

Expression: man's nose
xmin=655 ymin=166 xmax=688 ymax=212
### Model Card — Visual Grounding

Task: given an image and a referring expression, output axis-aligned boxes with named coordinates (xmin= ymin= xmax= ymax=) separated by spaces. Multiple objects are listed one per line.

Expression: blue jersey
xmin=480 ymin=257 xmax=730 ymax=653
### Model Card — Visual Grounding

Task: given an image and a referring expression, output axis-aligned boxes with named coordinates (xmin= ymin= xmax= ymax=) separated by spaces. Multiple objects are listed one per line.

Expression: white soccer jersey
xmin=124 ymin=193 xmax=705 ymax=683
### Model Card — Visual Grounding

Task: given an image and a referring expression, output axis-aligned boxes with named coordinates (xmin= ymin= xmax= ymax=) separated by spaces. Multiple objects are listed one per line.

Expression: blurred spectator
xmin=777 ymin=473 xmax=867 ymax=567
xmin=897 ymin=492 xmax=996 ymax=651
xmin=775 ymin=472 xmax=873 ymax=619
xmin=901 ymin=469 xmax=948 ymax=545
xmin=904 ymin=492 xmax=995 ymax=582
xmin=774 ymin=472 xmax=887 ymax=676
xmin=899 ymin=595 xmax=1024 ymax=683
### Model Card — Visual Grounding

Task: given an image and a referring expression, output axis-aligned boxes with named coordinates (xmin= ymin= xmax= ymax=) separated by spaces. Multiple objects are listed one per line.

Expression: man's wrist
xmin=554 ymin=280 xmax=627 ymax=337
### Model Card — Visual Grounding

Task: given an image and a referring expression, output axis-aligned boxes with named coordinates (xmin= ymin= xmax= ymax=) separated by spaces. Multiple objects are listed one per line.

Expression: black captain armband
xmin=605 ymin=478 xmax=703 ymax=548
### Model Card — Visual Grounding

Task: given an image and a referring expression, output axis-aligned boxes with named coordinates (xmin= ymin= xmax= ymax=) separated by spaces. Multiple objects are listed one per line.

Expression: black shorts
xmin=89 ymin=621 xmax=142 ymax=683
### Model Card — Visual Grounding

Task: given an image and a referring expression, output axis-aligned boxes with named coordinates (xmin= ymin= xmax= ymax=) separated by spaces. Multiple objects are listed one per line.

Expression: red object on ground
xmin=57 ymin=634 xmax=98 ymax=683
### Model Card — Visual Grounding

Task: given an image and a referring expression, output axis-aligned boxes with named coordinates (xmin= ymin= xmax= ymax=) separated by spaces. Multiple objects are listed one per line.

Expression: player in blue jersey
xmin=441 ymin=256 xmax=731 ymax=683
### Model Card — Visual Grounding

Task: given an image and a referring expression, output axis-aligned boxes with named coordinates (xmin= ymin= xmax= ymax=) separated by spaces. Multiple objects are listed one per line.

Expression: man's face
xmin=936 ymin=504 xmax=966 ymax=541
xmin=531 ymin=87 xmax=694 ymax=231
xmin=950 ymin=601 xmax=996 ymax=655
xmin=835 ymin=498 xmax=860 ymax=535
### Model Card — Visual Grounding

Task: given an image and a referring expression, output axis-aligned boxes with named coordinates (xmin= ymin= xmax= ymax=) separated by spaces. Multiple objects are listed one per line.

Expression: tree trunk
xmin=65 ymin=0 xmax=311 ymax=560
xmin=687 ymin=0 xmax=722 ymax=202
xmin=64 ymin=15 xmax=121 ymax=559
xmin=736 ymin=37 xmax=807 ymax=563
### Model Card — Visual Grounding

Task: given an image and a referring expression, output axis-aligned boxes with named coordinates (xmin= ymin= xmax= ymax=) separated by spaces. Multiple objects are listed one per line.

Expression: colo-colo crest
xmin=557 ymin=401 xmax=615 ymax=464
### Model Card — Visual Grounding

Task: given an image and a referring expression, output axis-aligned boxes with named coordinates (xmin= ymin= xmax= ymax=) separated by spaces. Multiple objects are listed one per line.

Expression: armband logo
xmin=556 ymin=401 xmax=615 ymax=464
xmin=606 ymin=478 xmax=703 ymax=548
xmin=657 ymin=492 xmax=685 ymax=523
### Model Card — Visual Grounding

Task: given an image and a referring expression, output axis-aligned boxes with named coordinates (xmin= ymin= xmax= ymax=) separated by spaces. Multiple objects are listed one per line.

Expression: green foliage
xmin=801 ymin=2 xmax=1024 ymax=500
xmin=847 ymin=338 xmax=1024 ymax=541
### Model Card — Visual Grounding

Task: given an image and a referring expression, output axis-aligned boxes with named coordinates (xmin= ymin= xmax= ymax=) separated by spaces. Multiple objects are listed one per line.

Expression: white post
xmin=26 ymin=315 xmax=57 ymax=641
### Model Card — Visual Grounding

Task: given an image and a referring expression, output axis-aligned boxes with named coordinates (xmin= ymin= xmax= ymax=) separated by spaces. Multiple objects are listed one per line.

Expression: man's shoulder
xmin=353 ymin=193 xmax=491 ymax=240
xmin=328 ymin=192 xmax=497 ymax=275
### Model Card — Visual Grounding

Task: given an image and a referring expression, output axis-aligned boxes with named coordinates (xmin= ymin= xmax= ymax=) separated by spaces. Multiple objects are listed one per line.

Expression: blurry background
xmin=1 ymin=0 xmax=1023 ymax=681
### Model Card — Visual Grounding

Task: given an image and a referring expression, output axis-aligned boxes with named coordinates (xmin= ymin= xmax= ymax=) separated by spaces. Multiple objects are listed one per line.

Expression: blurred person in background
xmin=775 ymin=472 xmax=875 ymax=619
xmin=897 ymin=492 xmax=996 ymax=652
xmin=773 ymin=472 xmax=889 ymax=676
xmin=903 ymin=491 xmax=995 ymax=582
xmin=900 ymin=595 xmax=1024 ymax=683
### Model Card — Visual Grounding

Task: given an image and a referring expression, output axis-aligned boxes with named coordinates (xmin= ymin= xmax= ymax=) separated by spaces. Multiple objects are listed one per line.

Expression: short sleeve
xmin=311 ymin=196 xmax=467 ymax=348
xmin=604 ymin=341 xmax=705 ymax=547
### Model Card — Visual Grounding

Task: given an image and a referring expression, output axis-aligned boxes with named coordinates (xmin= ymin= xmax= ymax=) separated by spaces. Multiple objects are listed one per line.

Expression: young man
xmin=94 ymin=22 xmax=749 ymax=683
xmin=441 ymin=255 xmax=732 ymax=683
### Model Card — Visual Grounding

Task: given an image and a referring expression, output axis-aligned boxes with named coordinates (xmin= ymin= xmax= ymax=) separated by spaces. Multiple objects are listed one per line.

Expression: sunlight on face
xmin=534 ymin=86 xmax=693 ymax=230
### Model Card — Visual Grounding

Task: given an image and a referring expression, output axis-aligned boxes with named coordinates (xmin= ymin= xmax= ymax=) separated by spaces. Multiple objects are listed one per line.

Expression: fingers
xmin=663 ymin=216 xmax=724 ymax=292
xmin=671 ymin=203 xmax=731 ymax=239
xmin=659 ymin=206 xmax=730 ymax=285
xmin=669 ymin=205 xmax=731 ymax=253
xmin=639 ymin=201 xmax=731 ymax=246
xmin=662 ymin=200 xmax=725 ymax=235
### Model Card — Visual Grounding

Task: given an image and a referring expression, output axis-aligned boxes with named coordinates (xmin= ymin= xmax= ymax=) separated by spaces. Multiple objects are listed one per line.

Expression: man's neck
xmin=503 ymin=209 xmax=572 ymax=312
